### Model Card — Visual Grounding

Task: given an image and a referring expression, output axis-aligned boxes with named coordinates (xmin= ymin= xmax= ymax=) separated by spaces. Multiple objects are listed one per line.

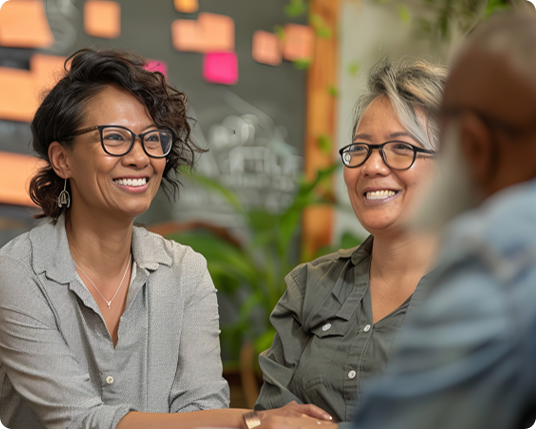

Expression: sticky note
xmin=171 ymin=19 xmax=202 ymax=52
xmin=0 ymin=0 xmax=54 ymax=48
xmin=84 ymin=0 xmax=121 ymax=39
xmin=0 ymin=151 xmax=46 ymax=206
xmin=144 ymin=60 xmax=167 ymax=79
xmin=174 ymin=0 xmax=198 ymax=13
xmin=252 ymin=31 xmax=282 ymax=66
xmin=203 ymin=52 xmax=238 ymax=85
xmin=30 ymin=54 xmax=66 ymax=97
xmin=282 ymin=23 xmax=315 ymax=62
xmin=198 ymin=13 xmax=234 ymax=53
xmin=0 ymin=67 xmax=36 ymax=122
xmin=172 ymin=13 xmax=234 ymax=53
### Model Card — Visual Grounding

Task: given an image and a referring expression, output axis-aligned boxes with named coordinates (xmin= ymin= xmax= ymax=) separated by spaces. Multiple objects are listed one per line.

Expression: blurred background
xmin=0 ymin=0 xmax=520 ymax=413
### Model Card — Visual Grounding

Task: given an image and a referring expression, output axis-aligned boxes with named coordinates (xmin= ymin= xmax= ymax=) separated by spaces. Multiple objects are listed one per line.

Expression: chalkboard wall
xmin=0 ymin=0 xmax=309 ymax=232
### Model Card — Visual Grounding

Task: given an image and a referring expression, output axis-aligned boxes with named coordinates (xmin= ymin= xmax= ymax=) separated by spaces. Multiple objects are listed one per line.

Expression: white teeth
xmin=114 ymin=178 xmax=147 ymax=187
xmin=366 ymin=190 xmax=396 ymax=200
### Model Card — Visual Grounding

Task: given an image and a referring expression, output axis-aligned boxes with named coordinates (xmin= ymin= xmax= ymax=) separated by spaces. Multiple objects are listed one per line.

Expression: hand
xmin=257 ymin=414 xmax=338 ymax=429
xmin=258 ymin=401 xmax=333 ymax=421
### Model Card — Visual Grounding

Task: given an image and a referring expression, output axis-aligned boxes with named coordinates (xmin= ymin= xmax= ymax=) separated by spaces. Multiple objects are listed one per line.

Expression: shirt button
xmin=363 ymin=324 xmax=371 ymax=332
xmin=348 ymin=370 xmax=356 ymax=379
xmin=106 ymin=376 xmax=114 ymax=385
xmin=322 ymin=323 xmax=331 ymax=332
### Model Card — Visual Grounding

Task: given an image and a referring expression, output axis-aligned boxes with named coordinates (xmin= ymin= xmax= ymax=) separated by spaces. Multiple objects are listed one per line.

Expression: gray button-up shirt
xmin=0 ymin=216 xmax=229 ymax=429
xmin=255 ymin=236 xmax=429 ymax=424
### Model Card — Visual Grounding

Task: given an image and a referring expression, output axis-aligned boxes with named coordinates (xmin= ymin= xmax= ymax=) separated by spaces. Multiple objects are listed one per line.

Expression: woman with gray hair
xmin=254 ymin=58 xmax=448 ymax=426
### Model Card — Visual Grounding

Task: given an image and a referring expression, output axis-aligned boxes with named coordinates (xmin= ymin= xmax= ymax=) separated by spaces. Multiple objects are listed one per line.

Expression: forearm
xmin=117 ymin=408 xmax=248 ymax=429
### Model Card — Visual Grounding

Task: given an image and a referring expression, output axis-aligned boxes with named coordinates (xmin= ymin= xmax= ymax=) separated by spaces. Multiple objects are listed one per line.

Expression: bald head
xmin=440 ymin=12 xmax=536 ymax=199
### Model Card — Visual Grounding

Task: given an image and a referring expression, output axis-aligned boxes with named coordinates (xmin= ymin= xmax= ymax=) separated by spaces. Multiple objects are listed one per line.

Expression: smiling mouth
xmin=114 ymin=178 xmax=148 ymax=187
xmin=365 ymin=190 xmax=398 ymax=200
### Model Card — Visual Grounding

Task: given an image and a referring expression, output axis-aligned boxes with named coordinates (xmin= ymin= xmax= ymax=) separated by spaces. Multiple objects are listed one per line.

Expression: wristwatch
xmin=242 ymin=411 xmax=261 ymax=429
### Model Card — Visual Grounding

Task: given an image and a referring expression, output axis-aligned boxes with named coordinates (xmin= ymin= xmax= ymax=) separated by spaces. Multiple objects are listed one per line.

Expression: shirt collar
xmin=30 ymin=215 xmax=172 ymax=284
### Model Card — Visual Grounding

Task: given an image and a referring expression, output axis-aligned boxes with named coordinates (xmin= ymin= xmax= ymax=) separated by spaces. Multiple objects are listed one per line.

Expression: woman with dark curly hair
xmin=0 ymin=48 xmax=329 ymax=429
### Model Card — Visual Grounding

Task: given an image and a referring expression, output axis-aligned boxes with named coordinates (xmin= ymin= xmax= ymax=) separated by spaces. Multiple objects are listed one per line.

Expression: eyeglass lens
xmin=101 ymin=127 xmax=172 ymax=157
xmin=342 ymin=142 xmax=416 ymax=170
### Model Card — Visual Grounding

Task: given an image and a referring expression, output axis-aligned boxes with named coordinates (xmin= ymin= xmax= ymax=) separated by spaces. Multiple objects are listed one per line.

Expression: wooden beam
xmin=302 ymin=0 xmax=340 ymax=260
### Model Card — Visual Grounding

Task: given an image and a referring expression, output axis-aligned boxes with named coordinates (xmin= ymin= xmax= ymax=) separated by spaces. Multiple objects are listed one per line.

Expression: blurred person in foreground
xmin=0 ymin=48 xmax=329 ymax=429
xmin=257 ymin=11 xmax=536 ymax=429
xmin=254 ymin=58 xmax=447 ymax=426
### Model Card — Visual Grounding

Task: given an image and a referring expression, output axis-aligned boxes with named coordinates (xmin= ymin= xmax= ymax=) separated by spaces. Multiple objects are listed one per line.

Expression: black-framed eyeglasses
xmin=339 ymin=141 xmax=435 ymax=170
xmin=64 ymin=125 xmax=174 ymax=158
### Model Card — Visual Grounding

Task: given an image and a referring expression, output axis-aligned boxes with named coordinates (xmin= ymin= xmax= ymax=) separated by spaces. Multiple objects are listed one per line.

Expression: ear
xmin=48 ymin=141 xmax=72 ymax=179
xmin=457 ymin=112 xmax=495 ymax=189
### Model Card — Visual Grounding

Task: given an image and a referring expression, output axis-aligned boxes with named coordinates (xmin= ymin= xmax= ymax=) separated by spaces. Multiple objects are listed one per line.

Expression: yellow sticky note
xmin=0 ymin=151 xmax=45 ymax=206
xmin=84 ymin=0 xmax=121 ymax=39
xmin=198 ymin=13 xmax=234 ymax=53
xmin=252 ymin=31 xmax=282 ymax=66
xmin=174 ymin=0 xmax=198 ymax=13
xmin=171 ymin=19 xmax=202 ymax=52
xmin=0 ymin=0 xmax=54 ymax=48
xmin=0 ymin=67 xmax=36 ymax=122
xmin=31 ymin=54 xmax=67 ymax=99
xmin=282 ymin=24 xmax=315 ymax=61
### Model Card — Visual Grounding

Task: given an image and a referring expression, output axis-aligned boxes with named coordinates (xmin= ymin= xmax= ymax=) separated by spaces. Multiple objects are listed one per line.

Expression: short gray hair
xmin=352 ymin=58 xmax=448 ymax=151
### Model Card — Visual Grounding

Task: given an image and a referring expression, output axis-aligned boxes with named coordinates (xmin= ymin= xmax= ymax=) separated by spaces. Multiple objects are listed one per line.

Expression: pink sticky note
xmin=144 ymin=60 xmax=167 ymax=79
xmin=283 ymin=23 xmax=315 ymax=61
xmin=252 ymin=30 xmax=282 ymax=66
xmin=203 ymin=52 xmax=238 ymax=85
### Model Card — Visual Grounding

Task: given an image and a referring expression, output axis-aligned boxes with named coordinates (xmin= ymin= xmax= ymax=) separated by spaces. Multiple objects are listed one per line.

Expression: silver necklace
xmin=74 ymin=256 xmax=131 ymax=310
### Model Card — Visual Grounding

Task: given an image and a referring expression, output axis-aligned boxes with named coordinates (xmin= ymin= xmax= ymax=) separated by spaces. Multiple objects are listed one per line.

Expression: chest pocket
xmin=291 ymin=290 xmax=361 ymax=391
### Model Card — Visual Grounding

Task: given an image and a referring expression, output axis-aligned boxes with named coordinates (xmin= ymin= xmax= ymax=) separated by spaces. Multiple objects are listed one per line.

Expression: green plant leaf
xmin=254 ymin=327 xmax=277 ymax=354
xmin=327 ymin=85 xmax=339 ymax=98
xmin=398 ymin=5 xmax=411 ymax=23
xmin=284 ymin=0 xmax=308 ymax=17
xmin=310 ymin=13 xmax=332 ymax=38
xmin=484 ymin=0 xmax=510 ymax=17
xmin=293 ymin=58 xmax=312 ymax=70
xmin=347 ymin=62 xmax=360 ymax=77
xmin=274 ymin=25 xmax=285 ymax=42
xmin=317 ymin=134 xmax=333 ymax=155
xmin=183 ymin=170 xmax=245 ymax=214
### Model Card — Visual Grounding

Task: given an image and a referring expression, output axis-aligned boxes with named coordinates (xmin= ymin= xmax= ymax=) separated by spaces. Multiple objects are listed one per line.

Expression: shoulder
xmin=132 ymin=225 xmax=209 ymax=279
xmin=286 ymin=236 xmax=371 ymax=293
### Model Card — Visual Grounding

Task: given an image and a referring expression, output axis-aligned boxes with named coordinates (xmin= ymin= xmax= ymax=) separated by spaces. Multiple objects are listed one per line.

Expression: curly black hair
xmin=29 ymin=47 xmax=202 ymax=218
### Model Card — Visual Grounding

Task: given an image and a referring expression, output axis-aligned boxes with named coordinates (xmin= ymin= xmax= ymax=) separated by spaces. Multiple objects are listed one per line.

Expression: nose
xmin=360 ymin=148 xmax=390 ymax=177
xmin=122 ymin=136 xmax=149 ymax=168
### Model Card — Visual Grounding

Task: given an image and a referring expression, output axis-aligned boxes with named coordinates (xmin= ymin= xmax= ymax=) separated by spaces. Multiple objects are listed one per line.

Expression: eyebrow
xmin=353 ymin=131 xmax=415 ymax=142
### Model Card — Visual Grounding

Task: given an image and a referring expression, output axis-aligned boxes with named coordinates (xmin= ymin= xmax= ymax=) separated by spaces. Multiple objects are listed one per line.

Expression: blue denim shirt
xmin=353 ymin=178 xmax=536 ymax=429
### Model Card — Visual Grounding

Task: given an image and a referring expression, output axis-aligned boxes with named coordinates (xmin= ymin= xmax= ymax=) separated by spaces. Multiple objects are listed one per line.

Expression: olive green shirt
xmin=254 ymin=236 xmax=430 ymax=424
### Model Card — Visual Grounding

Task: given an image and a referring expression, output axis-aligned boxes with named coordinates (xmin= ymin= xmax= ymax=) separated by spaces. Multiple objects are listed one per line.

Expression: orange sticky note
xmin=84 ymin=0 xmax=121 ymax=39
xmin=198 ymin=13 xmax=234 ymax=53
xmin=171 ymin=19 xmax=202 ymax=52
xmin=31 ymin=54 xmax=67 ymax=99
xmin=282 ymin=24 xmax=315 ymax=62
xmin=0 ymin=66 xmax=36 ymax=122
xmin=174 ymin=0 xmax=198 ymax=13
xmin=0 ymin=0 xmax=54 ymax=48
xmin=0 ymin=151 xmax=45 ymax=206
xmin=252 ymin=31 xmax=282 ymax=66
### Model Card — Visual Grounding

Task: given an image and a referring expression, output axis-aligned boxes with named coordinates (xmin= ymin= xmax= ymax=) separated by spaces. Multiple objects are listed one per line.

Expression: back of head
xmin=30 ymin=48 xmax=198 ymax=218
xmin=441 ymin=12 xmax=536 ymax=196
xmin=352 ymin=58 xmax=448 ymax=151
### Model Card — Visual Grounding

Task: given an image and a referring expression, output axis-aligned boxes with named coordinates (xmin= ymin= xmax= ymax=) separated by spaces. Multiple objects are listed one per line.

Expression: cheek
xmin=343 ymin=168 xmax=360 ymax=191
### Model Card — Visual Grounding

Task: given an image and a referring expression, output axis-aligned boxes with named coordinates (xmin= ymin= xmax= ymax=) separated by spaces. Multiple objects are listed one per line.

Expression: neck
xmin=370 ymin=230 xmax=438 ymax=282
xmin=65 ymin=205 xmax=134 ymax=275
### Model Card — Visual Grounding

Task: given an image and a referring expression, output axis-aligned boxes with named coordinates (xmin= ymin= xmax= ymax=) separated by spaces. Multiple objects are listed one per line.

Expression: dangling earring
xmin=57 ymin=179 xmax=71 ymax=208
